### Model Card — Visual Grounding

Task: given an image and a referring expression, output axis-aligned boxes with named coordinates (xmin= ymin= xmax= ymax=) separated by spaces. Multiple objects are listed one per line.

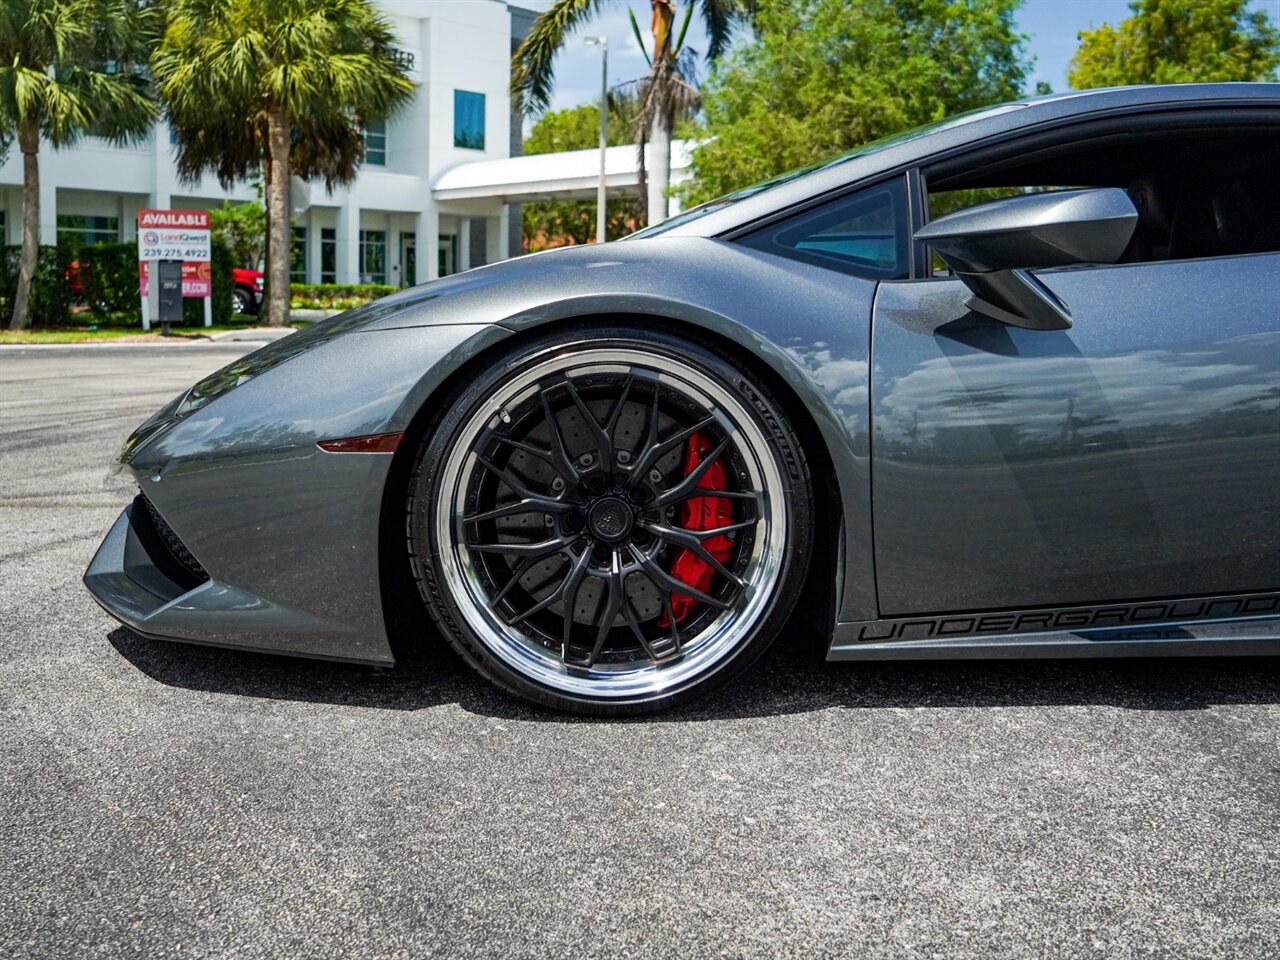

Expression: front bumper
xmin=84 ymin=499 xmax=394 ymax=665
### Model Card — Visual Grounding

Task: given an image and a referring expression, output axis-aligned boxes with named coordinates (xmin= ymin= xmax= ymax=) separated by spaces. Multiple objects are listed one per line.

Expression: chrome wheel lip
xmin=434 ymin=346 xmax=788 ymax=701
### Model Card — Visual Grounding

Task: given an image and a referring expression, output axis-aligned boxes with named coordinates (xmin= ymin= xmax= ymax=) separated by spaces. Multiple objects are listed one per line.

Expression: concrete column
xmin=307 ymin=216 xmax=321 ymax=284
xmin=508 ymin=204 xmax=524 ymax=259
xmin=387 ymin=218 xmax=401 ymax=288
xmin=419 ymin=209 xmax=440 ymax=281
xmin=337 ymin=202 xmax=359 ymax=283
xmin=38 ymin=166 xmax=57 ymax=245
xmin=488 ymin=209 xmax=508 ymax=265
xmin=458 ymin=218 xmax=471 ymax=272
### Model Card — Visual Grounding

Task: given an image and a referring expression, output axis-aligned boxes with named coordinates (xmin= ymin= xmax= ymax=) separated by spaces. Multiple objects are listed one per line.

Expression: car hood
xmin=121 ymin=238 xmax=713 ymax=458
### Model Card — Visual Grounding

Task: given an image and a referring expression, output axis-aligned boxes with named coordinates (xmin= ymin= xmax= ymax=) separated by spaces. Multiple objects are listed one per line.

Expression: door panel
xmin=870 ymin=253 xmax=1280 ymax=615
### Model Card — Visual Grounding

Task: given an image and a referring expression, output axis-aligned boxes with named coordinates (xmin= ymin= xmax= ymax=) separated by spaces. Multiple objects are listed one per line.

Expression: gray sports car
xmin=86 ymin=83 xmax=1280 ymax=714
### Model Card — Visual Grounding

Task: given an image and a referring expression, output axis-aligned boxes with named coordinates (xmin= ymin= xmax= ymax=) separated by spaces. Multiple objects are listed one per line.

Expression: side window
xmin=736 ymin=177 xmax=909 ymax=280
xmin=920 ymin=120 xmax=1280 ymax=267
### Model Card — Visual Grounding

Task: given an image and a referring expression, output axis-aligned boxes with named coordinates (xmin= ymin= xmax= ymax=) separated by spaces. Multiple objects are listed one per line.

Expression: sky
xmin=513 ymin=0 xmax=1138 ymax=120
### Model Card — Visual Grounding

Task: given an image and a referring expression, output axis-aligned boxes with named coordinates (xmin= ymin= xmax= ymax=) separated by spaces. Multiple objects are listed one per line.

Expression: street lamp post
xmin=584 ymin=36 xmax=607 ymax=244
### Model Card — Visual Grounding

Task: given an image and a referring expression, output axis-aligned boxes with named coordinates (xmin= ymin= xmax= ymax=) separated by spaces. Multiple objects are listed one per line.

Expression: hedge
xmin=0 ymin=246 xmax=73 ymax=325
xmin=289 ymin=282 xmax=396 ymax=311
xmin=69 ymin=238 xmax=235 ymax=325
xmin=1 ymin=243 xmax=387 ymax=326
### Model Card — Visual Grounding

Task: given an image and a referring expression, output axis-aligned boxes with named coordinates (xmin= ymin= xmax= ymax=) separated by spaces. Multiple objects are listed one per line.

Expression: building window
xmin=57 ymin=214 xmax=119 ymax=246
xmin=364 ymin=119 xmax=386 ymax=166
xmin=290 ymin=226 xmax=307 ymax=283
xmin=359 ymin=229 xmax=387 ymax=284
xmin=320 ymin=228 xmax=336 ymax=283
xmin=454 ymin=90 xmax=485 ymax=150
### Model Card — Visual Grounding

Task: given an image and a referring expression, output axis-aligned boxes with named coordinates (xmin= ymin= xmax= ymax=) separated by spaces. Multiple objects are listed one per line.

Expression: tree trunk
xmin=647 ymin=110 xmax=672 ymax=226
xmin=264 ymin=107 xmax=291 ymax=327
xmin=10 ymin=124 xmax=40 ymax=330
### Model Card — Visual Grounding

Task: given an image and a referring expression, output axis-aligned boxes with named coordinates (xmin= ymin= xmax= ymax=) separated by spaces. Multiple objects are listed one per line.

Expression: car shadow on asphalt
xmin=107 ymin=625 xmax=1280 ymax=723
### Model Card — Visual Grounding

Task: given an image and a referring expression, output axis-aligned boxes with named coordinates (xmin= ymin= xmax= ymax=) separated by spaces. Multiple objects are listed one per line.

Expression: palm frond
xmin=673 ymin=2 xmax=694 ymax=55
xmin=698 ymin=0 xmax=753 ymax=60
xmin=628 ymin=8 xmax=651 ymax=66
xmin=153 ymin=0 xmax=414 ymax=189
xmin=512 ymin=0 xmax=609 ymax=115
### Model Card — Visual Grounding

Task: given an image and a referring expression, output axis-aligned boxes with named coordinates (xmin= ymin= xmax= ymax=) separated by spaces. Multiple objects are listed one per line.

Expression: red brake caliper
xmin=659 ymin=432 xmax=734 ymax=625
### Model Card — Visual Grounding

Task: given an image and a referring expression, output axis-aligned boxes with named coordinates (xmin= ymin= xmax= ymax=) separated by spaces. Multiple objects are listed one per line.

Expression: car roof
xmin=648 ymin=83 xmax=1280 ymax=239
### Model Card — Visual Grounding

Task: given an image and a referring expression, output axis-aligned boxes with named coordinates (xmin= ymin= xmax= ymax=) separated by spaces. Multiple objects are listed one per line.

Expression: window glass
xmin=57 ymin=215 xmax=119 ymax=246
xmin=365 ymin=119 xmax=386 ymax=166
xmin=736 ymin=178 xmax=908 ymax=280
xmin=921 ymin=124 xmax=1280 ymax=265
xmin=320 ymin=228 xmax=336 ymax=283
xmin=454 ymin=91 xmax=485 ymax=150
xmin=290 ymin=226 xmax=307 ymax=283
xmin=359 ymin=229 xmax=387 ymax=284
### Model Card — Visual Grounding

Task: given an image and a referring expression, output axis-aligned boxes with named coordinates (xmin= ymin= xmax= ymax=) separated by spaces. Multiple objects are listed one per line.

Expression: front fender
xmin=119 ymin=323 xmax=512 ymax=663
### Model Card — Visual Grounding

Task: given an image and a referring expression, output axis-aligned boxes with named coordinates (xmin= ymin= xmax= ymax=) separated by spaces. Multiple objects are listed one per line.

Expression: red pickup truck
xmin=231 ymin=268 xmax=265 ymax=315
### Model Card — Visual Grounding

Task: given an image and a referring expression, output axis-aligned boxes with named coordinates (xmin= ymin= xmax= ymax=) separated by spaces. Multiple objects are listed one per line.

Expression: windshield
xmin=628 ymin=103 xmax=1024 ymax=238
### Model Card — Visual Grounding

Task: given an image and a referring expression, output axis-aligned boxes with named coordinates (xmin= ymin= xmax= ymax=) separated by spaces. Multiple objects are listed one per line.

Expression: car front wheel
xmin=407 ymin=326 xmax=814 ymax=715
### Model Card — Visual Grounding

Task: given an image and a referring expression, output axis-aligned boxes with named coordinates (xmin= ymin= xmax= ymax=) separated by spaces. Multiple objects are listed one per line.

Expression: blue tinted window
xmin=365 ymin=119 xmax=386 ymax=165
xmin=454 ymin=90 xmax=485 ymax=150
xmin=736 ymin=177 xmax=909 ymax=280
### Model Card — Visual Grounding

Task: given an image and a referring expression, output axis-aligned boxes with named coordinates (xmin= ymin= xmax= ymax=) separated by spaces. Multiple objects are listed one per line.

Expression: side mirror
xmin=915 ymin=188 xmax=1138 ymax=330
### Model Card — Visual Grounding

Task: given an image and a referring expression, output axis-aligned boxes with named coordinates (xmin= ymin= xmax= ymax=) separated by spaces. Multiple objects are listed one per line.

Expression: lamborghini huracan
xmin=86 ymin=84 xmax=1280 ymax=713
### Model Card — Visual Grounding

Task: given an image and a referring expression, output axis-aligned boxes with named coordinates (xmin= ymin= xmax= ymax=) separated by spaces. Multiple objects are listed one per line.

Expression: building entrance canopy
xmin=433 ymin=140 xmax=693 ymax=206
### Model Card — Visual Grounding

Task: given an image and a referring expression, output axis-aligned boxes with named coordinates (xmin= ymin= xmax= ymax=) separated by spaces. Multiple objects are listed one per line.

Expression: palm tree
xmin=152 ymin=0 xmax=413 ymax=326
xmin=513 ymin=0 xmax=752 ymax=227
xmin=0 ymin=0 xmax=157 ymax=330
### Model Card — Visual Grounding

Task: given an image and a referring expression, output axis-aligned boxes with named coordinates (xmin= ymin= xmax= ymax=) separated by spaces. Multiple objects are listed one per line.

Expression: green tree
xmin=522 ymin=100 xmax=644 ymax=250
xmin=513 ymin=0 xmax=752 ymax=226
xmin=152 ymin=0 xmax=413 ymax=326
xmin=1069 ymin=0 xmax=1279 ymax=88
xmin=682 ymin=0 xmax=1030 ymax=205
xmin=209 ymin=199 xmax=267 ymax=271
xmin=0 ymin=0 xmax=157 ymax=329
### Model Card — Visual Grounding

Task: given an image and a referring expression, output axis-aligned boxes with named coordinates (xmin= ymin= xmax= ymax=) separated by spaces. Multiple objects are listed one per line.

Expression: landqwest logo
xmin=138 ymin=209 xmax=209 ymax=229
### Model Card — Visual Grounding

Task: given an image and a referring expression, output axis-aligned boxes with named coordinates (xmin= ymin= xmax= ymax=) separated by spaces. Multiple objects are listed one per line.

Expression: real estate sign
xmin=137 ymin=208 xmax=212 ymax=298
xmin=138 ymin=260 xmax=213 ymax=298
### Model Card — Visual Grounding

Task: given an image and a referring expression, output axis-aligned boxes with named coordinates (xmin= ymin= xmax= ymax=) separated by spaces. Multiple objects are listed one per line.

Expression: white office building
xmin=0 ymin=0 xmax=699 ymax=285
xmin=0 ymin=1 xmax=538 ymax=286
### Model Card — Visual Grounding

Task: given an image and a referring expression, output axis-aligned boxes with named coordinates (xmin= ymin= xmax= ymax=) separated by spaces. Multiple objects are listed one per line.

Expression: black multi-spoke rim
xmin=438 ymin=349 xmax=786 ymax=697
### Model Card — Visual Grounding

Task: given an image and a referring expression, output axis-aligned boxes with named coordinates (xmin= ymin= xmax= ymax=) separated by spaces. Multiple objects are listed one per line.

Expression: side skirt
xmin=829 ymin=591 xmax=1280 ymax=660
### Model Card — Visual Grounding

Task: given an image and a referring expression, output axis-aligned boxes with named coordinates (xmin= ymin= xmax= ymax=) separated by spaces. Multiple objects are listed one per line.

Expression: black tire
xmin=232 ymin=287 xmax=256 ymax=315
xmin=406 ymin=325 xmax=814 ymax=715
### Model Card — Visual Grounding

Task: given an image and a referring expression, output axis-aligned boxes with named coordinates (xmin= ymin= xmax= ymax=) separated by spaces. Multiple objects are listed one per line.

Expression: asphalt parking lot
xmin=2 ymin=342 xmax=1279 ymax=959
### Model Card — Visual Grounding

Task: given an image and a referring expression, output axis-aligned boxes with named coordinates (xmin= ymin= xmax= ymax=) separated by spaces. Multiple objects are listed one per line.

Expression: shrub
xmin=69 ymin=242 xmax=138 ymax=316
xmin=63 ymin=236 xmax=235 ymax=326
xmin=289 ymin=282 xmax=396 ymax=311
xmin=0 ymin=246 xmax=72 ymax=325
